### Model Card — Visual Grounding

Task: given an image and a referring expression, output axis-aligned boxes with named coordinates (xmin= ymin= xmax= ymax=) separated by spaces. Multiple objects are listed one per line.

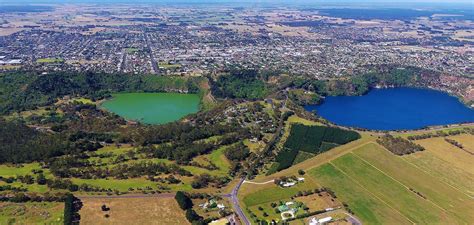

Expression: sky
xmin=1 ymin=0 xmax=472 ymax=8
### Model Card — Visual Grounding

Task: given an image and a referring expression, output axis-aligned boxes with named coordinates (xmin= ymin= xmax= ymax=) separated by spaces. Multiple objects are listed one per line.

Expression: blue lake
xmin=306 ymin=87 xmax=474 ymax=131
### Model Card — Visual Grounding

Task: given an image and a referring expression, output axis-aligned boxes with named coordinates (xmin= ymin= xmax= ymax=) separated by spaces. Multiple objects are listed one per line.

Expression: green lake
xmin=101 ymin=93 xmax=200 ymax=124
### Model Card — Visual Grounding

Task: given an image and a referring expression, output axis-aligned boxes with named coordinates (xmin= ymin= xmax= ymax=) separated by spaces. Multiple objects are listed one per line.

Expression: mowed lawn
xmin=309 ymin=143 xmax=474 ymax=224
xmin=79 ymin=196 xmax=189 ymax=225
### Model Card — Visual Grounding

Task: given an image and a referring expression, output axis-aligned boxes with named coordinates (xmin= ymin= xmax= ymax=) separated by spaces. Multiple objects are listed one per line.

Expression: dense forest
xmin=0 ymin=119 xmax=104 ymax=163
xmin=211 ymin=69 xmax=269 ymax=100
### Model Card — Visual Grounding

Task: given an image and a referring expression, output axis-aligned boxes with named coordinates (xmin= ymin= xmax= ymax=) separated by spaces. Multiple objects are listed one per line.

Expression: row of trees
xmin=175 ymin=192 xmax=206 ymax=225
xmin=64 ymin=194 xmax=82 ymax=225
xmin=407 ymin=128 xmax=473 ymax=140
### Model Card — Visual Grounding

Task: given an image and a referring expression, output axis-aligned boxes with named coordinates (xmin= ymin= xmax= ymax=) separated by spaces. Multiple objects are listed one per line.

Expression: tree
xmin=298 ymin=169 xmax=305 ymax=175
xmin=185 ymin=209 xmax=202 ymax=222
xmin=175 ymin=191 xmax=193 ymax=210
xmin=36 ymin=173 xmax=47 ymax=185
xmin=225 ymin=142 xmax=250 ymax=161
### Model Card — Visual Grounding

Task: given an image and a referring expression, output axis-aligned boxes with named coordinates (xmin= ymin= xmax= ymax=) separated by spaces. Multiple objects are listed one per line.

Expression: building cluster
xmin=0 ymin=6 xmax=472 ymax=87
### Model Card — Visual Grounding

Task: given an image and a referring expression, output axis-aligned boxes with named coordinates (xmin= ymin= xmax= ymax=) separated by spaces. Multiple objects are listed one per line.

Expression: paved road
xmin=144 ymin=33 xmax=159 ymax=74
xmin=225 ymin=177 xmax=251 ymax=225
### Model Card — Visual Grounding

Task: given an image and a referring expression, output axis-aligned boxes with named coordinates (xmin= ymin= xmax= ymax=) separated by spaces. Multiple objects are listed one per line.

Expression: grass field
xmin=353 ymin=143 xmax=474 ymax=223
xmin=124 ymin=48 xmax=139 ymax=53
xmin=332 ymin=153 xmax=446 ymax=224
xmin=158 ymin=63 xmax=181 ymax=69
xmin=403 ymin=150 xmax=474 ymax=197
xmin=79 ymin=196 xmax=189 ymax=225
xmin=36 ymin=58 xmax=64 ymax=63
xmin=0 ymin=163 xmax=44 ymax=177
xmin=309 ymin=164 xmax=410 ymax=225
xmin=241 ymin=175 xmax=320 ymax=207
xmin=414 ymin=137 xmax=474 ymax=174
xmin=0 ymin=202 xmax=63 ymax=224
xmin=449 ymin=134 xmax=474 ymax=153
xmin=303 ymin=139 xmax=474 ymax=224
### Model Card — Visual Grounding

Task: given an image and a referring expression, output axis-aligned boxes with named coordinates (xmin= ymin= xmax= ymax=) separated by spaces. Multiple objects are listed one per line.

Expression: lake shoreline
xmin=306 ymin=87 xmax=474 ymax=131
xmin=100 ymin=92 xmax=200 ymax=125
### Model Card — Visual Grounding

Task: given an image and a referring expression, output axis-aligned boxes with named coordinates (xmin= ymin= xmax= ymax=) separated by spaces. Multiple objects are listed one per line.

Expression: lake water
xmin=101 ymin=93 xmax=200 ymax=124
xmin=306 ymin=87 xmax=474 ymax=130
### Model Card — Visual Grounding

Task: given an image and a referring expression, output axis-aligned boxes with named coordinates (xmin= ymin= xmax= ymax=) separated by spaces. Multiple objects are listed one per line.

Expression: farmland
xmin=307 ymin=139 xmax=474 ymax=224
xmin=79 ymin=195 xmax=189 ymax=225
xmin=241 ymin=128 xmax=474 ymax=225
xmin=414 ymin=137 xmax=474 ymax=174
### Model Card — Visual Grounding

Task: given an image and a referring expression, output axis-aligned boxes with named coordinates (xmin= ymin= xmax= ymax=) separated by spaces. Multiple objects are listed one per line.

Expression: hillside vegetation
xmin=0 ymin=72 xmax=201 ymax=114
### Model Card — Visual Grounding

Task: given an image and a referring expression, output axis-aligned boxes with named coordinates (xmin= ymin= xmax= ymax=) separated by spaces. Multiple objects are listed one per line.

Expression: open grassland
xmin=72 ymin=177 xmax=192 ymax=192
xmin=241 ymin=175 xmax=320 ymax=207
xmin=403 ymin=150 xmax=474 ymax=197
xmin=79 ymin=196 xmax=189 ymax=225
xmin=309 ymin=164 xmax=410 ymax=225
xmin=36 ymin=58 xmax=64 ymax=63
xmin=208 ymin=145 xmax=231 ymax=174
xmin=353 ymin=144 xmax=474 ymax=223
xmin=0 ymin=163 xmax=44 ymax=177
xmin=304 ymin=141 xmax=474 ymax=224
xmin=0 ymin=202 xmax=63 ymax=224
xmin=414 ymin=137 xmax=474 ymax=174
xmin=450 ymin=134 xmax=474 ymax=153
xmin=332 ymin=153 xmax=448 ymax=224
